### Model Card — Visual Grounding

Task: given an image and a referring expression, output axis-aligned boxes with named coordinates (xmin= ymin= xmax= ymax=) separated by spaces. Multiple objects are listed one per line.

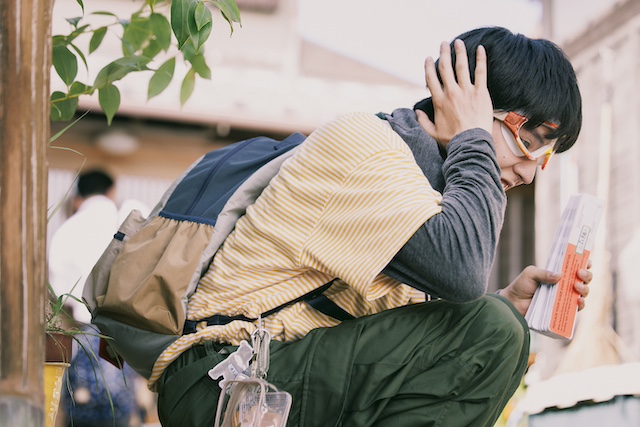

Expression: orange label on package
xmin=549 ymin=244 xmax=590 ymax=339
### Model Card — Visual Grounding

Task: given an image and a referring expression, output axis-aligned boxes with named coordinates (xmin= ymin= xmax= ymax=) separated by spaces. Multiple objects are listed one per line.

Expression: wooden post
xmin=0 ymin=0 xmax=53 ymax=424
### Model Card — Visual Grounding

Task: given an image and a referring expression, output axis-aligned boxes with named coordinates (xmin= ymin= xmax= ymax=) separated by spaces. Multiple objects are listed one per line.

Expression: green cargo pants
xmin=157 ymin=294 xmax=529 ymax=426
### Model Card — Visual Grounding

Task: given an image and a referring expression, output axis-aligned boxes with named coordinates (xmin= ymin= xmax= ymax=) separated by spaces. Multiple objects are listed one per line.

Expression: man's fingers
xmin=474 ymin=45 xmax=488 ymax=89
xmin=577 ymin=268 xmax=593 ymax=285
xmin=424 ymin=56 xmax=442 ymax=98
xmin=416 ymin=109 xmax=436 ymax=136
xmin=454 ymin=39 xmax=471 ymax=85
xmin=437 ymin=41 xmax=457 ymax=87
xmin=577 ymin=297 xmax=586 ymax=311
xmin=523 ymin=265 xmax=561 ymax=284
xmin=575 ymin=282 xmax=590 ymax=298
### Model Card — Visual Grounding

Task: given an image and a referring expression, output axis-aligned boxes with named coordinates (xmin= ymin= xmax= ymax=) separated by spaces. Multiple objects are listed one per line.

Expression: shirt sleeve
xmin=383 ymin=128 xmax=506 ymax=302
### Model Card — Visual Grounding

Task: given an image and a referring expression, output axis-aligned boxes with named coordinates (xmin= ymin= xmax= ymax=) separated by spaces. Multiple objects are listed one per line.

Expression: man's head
xmin=77 ymin=169 xmax=114 ymax=198
xmin=415 ymin=26 xmax=582 ymax=155
xmin=72 ymin=169 xmax=115 ymax=212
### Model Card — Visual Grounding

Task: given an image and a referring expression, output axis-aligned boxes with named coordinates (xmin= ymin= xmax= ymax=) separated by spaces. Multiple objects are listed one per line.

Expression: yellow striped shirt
xmin=149 ymin=112 xmax=443 ymax=389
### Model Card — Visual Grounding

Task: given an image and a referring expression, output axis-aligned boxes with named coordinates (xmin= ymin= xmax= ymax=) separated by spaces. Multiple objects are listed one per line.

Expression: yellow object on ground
xmin=44 ymin=362 xmax=69 ymax=427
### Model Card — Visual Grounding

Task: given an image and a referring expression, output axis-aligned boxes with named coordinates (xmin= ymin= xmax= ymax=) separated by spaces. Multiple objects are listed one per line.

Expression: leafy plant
xmin=46 ymin=283 xmax=125 ymax=422
xmin=45 ymin=283 xmax=110 ymax=368
xmin=50 ymin=0 xmax=241 ymax=125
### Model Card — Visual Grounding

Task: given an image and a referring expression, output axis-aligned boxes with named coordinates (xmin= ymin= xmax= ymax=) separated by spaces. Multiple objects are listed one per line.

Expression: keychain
xmin=209 ymin=317 xmax=292 ymax=427
xmin=251 ymin=318 xmax=270 ymax=380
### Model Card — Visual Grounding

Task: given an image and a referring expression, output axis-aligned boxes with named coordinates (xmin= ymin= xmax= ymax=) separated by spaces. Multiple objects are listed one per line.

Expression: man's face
xmin=491 ymin=115 xmax=557 ymax=192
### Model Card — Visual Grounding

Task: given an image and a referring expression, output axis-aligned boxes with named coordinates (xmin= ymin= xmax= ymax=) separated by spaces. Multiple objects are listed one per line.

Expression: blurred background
xmin=48 ymin=0 xmax=640 ymax=425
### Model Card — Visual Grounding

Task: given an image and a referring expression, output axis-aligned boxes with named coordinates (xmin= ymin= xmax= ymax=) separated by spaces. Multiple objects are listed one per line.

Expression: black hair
xmin=77 ymin=169 xmax=114 ymax=198
xmin=414 ymin=26 xmax=582 ymax=153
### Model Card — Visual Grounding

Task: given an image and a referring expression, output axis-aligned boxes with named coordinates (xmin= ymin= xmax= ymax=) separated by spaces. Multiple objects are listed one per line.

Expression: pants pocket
xmin=158 ymin=343 xmax=227 ymax=427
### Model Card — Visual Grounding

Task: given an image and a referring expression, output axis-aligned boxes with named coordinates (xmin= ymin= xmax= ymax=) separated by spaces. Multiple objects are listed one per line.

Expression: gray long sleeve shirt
xmin=381 ymin=108 xmax=506 ymax=302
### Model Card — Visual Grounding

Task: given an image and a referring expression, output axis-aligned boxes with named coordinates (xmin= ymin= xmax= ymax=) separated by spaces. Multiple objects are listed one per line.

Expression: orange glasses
xmin=493 ymin=111 xmax=558 ymax=170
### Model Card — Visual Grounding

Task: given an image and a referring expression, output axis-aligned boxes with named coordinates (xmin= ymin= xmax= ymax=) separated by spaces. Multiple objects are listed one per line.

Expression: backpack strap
xmin=183 ymin=280 xmax=354 ymax=335
xmin=304 ymin=294 xmax=355 ymax=322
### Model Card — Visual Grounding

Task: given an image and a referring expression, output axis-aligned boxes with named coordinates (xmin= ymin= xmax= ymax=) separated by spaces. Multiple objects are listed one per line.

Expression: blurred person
xmin=48 ymin=168 xmax=149 ymax=427
xmin=63 ymin=333 xmax=142 ymax=427
xmin=153 ymin=27 xmax=592 ymax=427
xmin=49 ymin=169 xmax=118 ymax=324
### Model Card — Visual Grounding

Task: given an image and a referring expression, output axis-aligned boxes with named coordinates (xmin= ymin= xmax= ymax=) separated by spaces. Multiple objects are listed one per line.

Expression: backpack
xmin=83 ymin=132 xmax=308 ymax=379
xmin=83 ymin=131 xmax=355 ymax=379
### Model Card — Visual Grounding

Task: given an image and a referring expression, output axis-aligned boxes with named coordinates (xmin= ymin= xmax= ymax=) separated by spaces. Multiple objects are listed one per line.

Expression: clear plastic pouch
xmin=213 ymin=377 xmax=292 ymax=427
xmin=210 ymin=321 xmax=292 ymax=427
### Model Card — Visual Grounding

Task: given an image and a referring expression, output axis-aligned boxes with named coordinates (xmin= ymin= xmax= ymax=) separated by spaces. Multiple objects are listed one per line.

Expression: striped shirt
xmin=149 ymin=112 xmax=443 ymax=389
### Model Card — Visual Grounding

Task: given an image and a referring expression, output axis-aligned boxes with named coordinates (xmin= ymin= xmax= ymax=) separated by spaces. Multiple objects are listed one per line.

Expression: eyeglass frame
xmin=493 ymin=110 xmax=559 ymax=170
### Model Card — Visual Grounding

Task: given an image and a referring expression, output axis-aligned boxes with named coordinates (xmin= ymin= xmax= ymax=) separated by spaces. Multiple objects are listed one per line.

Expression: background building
xmin=534 ymin=0 xmax=640 ymax=374
xmin=516 ymin=0 xmax=640 ymax=424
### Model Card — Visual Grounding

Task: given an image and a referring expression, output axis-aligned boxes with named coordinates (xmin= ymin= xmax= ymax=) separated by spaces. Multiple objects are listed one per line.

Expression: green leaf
xmin=89 ymin=27 xmax=107 ymax=53
xmin=180 ymin=67 xmax=196 ymax=106
xmin=49 ymin=91 xmax=65 ymax=102
xmin=93 ymin=56 xmax=151 ymax=89
xmin=67 ymin=24 xmax=91 ymax=43
xmin=171 ymin=0 xmax=196 ymax=49
xmin=75 ymin=0 xmax=84 ymax=13
xmin=122 ymin=37 xmax=135 ymax=57
xmin=52 ymin=45 xmax=78 ymax=86
xmin=148 ymin=57 xmax=175 ymax=99
xmin=122 ymin=16 xmax=152 ymax=55
xmin=180 ymin=39 xmax=196 ymax=62
xmin=50 ymin=91 xmax=78 ymax=122
xmin=53 ymin=24 xmax=88 ymax=47
xmin=214 ymin=0 xmax=241 ymax=22
xmin=69 ymin=43 xmax=88 ymax=71
xmin=49 ymin=110 xmax=91 ymax=144
xmin=115 ymin=56 xmax=152 ymax=69
xmin=195 ymin=2 xmax=212 ymax=31
xmin=50 ymin=103 xmax=62 ymax=122
xmin=149 ymin=13 xmax=172 ymax=51
xmin=99 ymin=84 xmax=121 ymax=125
xmin=212 ymin=0 xmax=241 ymax=33
xmin=65 ymin=17 xmax=82 ymax=28
xmin=91 ymin=11 xmax=118 ymax=18
xmin=52 ymin=35 xmax=67 ymax=48
xmin=57 ymin=97 xmax=79 ymax=121
xmin=189 ymin=52 xmax=211 ymax=79
xmin=188 ymin=1 xmax=212 ymax=53
xmin=141 ymin=14 xmax=172 ymax=58
xmin=69 ymin=81 xmax=89 ymax=96
xmin=142 ymin=39 xmax=162 ymax=59
xmin=49 ymin=92 xmax=65 ymax=121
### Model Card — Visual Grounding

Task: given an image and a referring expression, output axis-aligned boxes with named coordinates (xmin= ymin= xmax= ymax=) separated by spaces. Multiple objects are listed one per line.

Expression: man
xmin=155 ymin=27 xmax=591 ymax=426
xmin=49 ymin=169 xmax=119 ymax=324
xmin=48 ymin=169 xmax=143 ymax=427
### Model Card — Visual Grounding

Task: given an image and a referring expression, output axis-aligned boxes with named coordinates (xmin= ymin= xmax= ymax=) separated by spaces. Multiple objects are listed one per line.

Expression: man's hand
xmin=416 ymin=39 xmax=493 ymax=147
xmin=500 ymin=263 xmax=593 ymax=317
